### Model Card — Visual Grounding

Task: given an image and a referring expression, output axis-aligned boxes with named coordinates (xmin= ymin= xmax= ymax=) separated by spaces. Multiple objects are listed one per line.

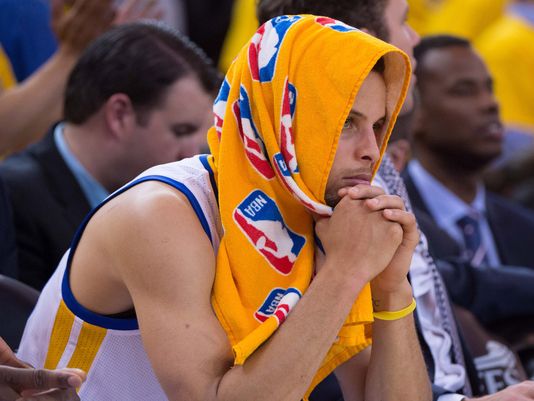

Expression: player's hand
xmin=341 ymin=185 xmax=418 ymax=294
xmin=315 ymin=185 xmax=403 ymax=283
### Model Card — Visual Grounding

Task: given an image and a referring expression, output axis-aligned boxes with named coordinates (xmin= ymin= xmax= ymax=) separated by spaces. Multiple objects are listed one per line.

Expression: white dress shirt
xmin=408 ymin=160 xmax=501 ymax=267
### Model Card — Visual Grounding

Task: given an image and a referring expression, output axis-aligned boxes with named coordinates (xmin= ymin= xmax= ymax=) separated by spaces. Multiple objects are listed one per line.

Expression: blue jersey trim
xmin=62 ymin=171 xmax=213 ymax=330
xmin=198 ymin=154 xmax=218 ymax=203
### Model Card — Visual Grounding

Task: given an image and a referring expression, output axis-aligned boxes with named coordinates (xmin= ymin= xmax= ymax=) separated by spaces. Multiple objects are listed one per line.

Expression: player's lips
xmin=342 ymin=173 xmax=372 ymax=187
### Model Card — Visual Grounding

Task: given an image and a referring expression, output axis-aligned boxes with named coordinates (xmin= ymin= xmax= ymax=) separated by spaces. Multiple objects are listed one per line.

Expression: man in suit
xmin=0 ymin=22 xmax=220 ymax=290
xmin=257 ymin=1 xmax=534 ymax=400
xmin=406 ymin=35 xmax=534 ymax=269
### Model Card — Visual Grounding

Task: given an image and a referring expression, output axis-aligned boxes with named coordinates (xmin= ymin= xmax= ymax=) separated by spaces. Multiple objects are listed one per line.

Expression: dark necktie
xmin=456 ymin=214 xmax=488 ymax=267
xmin=378 ymin=155 xmax=473 ymax=397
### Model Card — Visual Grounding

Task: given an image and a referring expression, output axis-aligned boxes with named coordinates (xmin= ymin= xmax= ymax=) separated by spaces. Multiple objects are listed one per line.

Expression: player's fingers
xmin=382 ymin=209 xmax=419 ymax=245
xmin=339 ymin=184 xmax=385 ymax=200
xmin=365 ymin=194 xmax=406 ymax=212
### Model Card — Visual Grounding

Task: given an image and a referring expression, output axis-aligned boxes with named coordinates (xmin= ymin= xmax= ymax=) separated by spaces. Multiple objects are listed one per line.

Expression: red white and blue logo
xmin=213 ymin=79 xmax=230 ymax=138
xmin=234 ymin=190 xmax=306 ymax=275
xmin=234 ymin=86 xmax=275 ymax=179
xmin=279 ymin=79 xmax=298 ymax=174
xmin=315 ymin=16 xmax=358 ymax=33
xmin=254 ymin=287 xmax=302 ymax=323
xmin=249 ymin=15 xmax=302 ymax=82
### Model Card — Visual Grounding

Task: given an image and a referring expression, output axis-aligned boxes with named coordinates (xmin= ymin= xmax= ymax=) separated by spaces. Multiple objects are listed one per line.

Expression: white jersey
xmin=17 ymin=155 xmax=221 ymax=401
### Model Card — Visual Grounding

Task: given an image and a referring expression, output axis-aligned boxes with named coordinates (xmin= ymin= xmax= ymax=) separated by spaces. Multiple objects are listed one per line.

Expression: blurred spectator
xmin=0 ymin=0 xmax=161 ymax=155
xmin=476 ymin=0 xmax=534 ymax=163
xmin=406 ymin=0 xmax=444 ymax=34
xmin=218 ymin=0 xmax=258 ymax=71
xmin=0 ymin=0 xmax=58 ymax=82
xmin=406 ymin=35 xmax=534 ymax=269
xmin=184 ymin=0 xmax=235 ymax=66
xmin=0 ymin=21 xmax=219 ymax=290
xmin=423 ymin=0 xmax=510 ymax=39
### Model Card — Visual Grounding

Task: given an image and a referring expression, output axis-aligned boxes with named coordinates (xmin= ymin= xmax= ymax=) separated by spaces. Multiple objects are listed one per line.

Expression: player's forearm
xmin=213 ymin=260 xmax=369 ymax=401
xmin=364 ymin=280 xmax=431 ymax=401
xmin=0 ymin=48 xmax=77 ymax=154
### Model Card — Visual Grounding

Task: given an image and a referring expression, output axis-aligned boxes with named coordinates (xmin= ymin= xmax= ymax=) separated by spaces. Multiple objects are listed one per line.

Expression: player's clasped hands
xmin=315 ymin=184 xmax=418 ymax=293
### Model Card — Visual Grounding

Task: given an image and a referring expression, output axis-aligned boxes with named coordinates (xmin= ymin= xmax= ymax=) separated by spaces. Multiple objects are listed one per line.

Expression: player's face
xmin=325 ymin=72 xmax=387 ymax=207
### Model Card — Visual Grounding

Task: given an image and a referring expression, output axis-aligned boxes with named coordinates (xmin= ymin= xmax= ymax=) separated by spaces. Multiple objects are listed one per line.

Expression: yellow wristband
xmin=373 ymin=298 xmax=416 ymax=321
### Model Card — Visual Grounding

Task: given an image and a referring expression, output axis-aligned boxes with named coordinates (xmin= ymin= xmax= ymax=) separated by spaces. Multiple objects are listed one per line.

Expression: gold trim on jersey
xmin=44 ymin=300 xmax=108 ymax=375
xmin=44 ymin=300 xmax=75 ymax=369
xmin=67 ymin=322 xmax=107 ymax=372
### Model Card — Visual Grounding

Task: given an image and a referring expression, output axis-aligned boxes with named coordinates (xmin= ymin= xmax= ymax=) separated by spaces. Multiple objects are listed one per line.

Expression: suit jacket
xmin=403 ymin=169 xmax=534 ymax=268
xmin=403 ymin=169 xmax=534 ymax=324
xmin=0 ymin=127 xmax=91 ymax=290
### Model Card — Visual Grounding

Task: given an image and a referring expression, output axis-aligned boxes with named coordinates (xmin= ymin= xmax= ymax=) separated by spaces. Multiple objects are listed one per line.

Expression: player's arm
xmin=335 ymin=185 xmax=432 ymax=401
xmin=101 ymin=183 xmax=402 ymax=401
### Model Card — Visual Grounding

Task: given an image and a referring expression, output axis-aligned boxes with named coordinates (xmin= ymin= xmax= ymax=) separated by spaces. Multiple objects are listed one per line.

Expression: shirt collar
xmin=510 ymin=3 xmax=534 ymax=26
xmin=54 ymin=123 xmax=109 ymax=208
xmin=408 ymin=159 xmax=486 ymax=228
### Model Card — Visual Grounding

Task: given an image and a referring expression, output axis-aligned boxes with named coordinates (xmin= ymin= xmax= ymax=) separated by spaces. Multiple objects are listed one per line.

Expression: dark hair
xmin=257 ymin=0 xmax=390 ymax=41
xmin=64 ymin=21 xmax=221 ymax=125
xmin=414 ymin=35 xmax=471 ymax=79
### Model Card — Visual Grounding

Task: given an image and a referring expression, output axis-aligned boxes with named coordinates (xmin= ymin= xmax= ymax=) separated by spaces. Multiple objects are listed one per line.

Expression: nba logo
xmin=213 ymin=79 xmax=230 ymax=138
xmin=316 ymin=17 xmax=358 ymax=32
xmin=279 ymin=80 xmax=298 ymax=174
xmin=234 ymin=190 xmax=306 ymax=275
xmin=249 ymin=15 xmax=302 ymax=82
xmin=234 ymin=86 xmax=275 ymax=179
xmin=254 ymin=287 xmax=302 ymax=323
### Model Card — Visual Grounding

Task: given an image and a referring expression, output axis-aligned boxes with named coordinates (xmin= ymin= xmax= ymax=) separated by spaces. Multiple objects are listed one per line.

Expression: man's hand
xmin=0 ymin=337 xmax=85 ymax=401
xmin=315 ymin=185 xmax=403 ymax=285
xmin=50 ymin=0 xmax=163 ymax=57
xmin=51 ymin=0 xmax=115 ymax=55
xmin=465 ymin=381 xmax=534 ymax=401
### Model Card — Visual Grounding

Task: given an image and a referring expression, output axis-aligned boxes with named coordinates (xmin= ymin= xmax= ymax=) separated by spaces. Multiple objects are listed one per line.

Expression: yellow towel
xmin=476 ymin=14 xmax=534 ymax=134
xmin=207 ymin=15 xmax=411 ymax=397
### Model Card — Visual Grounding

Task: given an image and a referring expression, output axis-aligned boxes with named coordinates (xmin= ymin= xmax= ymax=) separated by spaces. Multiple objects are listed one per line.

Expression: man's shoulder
xmin=0 ymin=130 xmax=57 ymax=185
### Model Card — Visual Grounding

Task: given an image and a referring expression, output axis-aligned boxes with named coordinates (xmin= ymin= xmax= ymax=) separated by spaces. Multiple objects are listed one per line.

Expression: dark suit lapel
xmin=484 ymin=195 xmax=510 ymax=265
xmin=402 ymin=169 xmax=436 ymax=217
xmin=29 ymin=126 xmax=92 ymax=229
